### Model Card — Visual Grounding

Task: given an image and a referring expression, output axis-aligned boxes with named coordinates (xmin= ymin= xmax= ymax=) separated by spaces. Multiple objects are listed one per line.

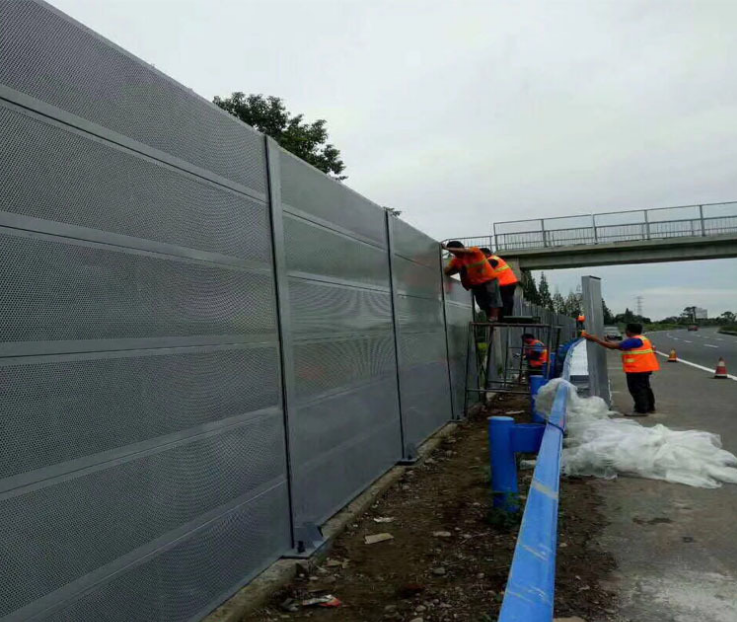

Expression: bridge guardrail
xmin=492 ymin=201 xmax=737 ymax=252
xmin=496 ymin=340 xmax=580 ymax=621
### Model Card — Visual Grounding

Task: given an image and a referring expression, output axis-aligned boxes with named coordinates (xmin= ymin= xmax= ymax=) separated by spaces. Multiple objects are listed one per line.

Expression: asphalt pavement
xmin=648 ymin=326 xmax=737 ymax=373
xmin=596 ymin=353 xmax=737 ymax=622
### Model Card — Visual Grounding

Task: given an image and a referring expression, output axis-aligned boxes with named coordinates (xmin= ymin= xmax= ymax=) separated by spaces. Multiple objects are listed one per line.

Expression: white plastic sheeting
xmin=536 ymin=379 xmax=737 ymax=489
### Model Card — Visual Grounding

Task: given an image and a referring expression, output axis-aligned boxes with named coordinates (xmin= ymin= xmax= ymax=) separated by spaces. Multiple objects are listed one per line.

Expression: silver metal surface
xmin=1 ymin=3 xmax=473 ymax=619
xmin=278 ymin=147 xmax=402 ymax=530
xmin=391 ymin=218 xmax=453 ymax=447
xmin=582 ymin=276 xmax=611 ymax=404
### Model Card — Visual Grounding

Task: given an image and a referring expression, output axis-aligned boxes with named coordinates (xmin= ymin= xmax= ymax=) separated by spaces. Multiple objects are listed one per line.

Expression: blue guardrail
xmin=496 ymin=341 xmax=579 ymax=621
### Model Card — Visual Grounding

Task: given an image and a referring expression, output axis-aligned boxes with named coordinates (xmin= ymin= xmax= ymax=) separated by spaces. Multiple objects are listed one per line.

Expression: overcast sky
xmin=50 ymin=0 xmax=737 ymax=319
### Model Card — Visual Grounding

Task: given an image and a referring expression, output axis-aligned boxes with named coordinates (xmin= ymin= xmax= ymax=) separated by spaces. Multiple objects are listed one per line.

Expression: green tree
xmin=213 ymin=93 xmax=347 ymax=179
xmin=719 ymin=311 xmax=736 ymax=324
xmin=521 ymin=271 xmax=541 ymax=305
xmin=538 ymin=272 xmax=553 ymax=310
xmin=602 ymin=298 xmax=615 ymax=324
xmin=552 ymin=289 xmax=565 ymax=315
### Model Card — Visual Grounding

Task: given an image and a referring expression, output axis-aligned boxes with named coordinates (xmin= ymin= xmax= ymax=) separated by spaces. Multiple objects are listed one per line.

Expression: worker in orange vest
xmin=584 ymin=322 xmax=660 ymax=416
xmin=522 ymin=333 xmax=549 ymax=376
xmin=480 ymin=248 xmax=520 ymax=318
xmin=443 ymin=241 xmax=502 ymax=321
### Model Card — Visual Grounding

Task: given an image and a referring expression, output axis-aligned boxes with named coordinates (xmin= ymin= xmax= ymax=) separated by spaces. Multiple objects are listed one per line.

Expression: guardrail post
xmin=489 ymin=416 xmax=519 ymax=512
xmin=644 ymin=209 xmax=651 ymax=240
xmin=699 ymin=204 xmax=706 ymax=236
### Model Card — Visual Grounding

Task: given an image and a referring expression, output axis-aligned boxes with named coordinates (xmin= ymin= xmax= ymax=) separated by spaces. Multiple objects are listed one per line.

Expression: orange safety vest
xmin=448 ymin=248 xmax=495 ymax=286
xmin=622 ymin=335 xmax=660 ymax=373
xmin=489 ymin=255 xmax=519 ymax=286
xmin=525 ymin=339 xmax=549 ymax=368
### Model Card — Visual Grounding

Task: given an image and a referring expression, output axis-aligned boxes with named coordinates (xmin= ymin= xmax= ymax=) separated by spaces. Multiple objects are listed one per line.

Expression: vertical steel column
xmin=581 ymin=276 xmax=610 ymax=405
xmin=699 ymin=204 xmax=706 ymax=236
xmin=439 ymin=248 xmax=462 ymax=421
xmin=264 ymin=137 xmax=299 ymax=550
xmin=385 ymin=212 xmax=414 ymax=461
xmin=644 ymin=210 xmax=651 ymax=240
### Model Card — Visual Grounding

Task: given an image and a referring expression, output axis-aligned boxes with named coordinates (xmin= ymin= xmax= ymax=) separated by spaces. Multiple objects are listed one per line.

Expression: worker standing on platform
xmin=583 ymin=322 xmax=660 ymax=416
xmin=443 ymin=241 xmax=502 ymax=321
xmin=522 ymin=333 xmax=549 ymax=376
xmin=480 ymin=248 xmax=520 ymax=318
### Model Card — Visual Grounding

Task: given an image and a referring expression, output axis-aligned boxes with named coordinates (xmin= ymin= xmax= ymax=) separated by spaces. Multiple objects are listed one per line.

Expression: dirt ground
xmin=242 ymin=394 xmax=616 ymax=622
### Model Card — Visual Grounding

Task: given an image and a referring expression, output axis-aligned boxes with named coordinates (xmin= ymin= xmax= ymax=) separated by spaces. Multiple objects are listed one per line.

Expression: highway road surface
xmin=600 ymin=354 xmax=737 ymax=622
xmin=648 ymin=326 xmax=737 ymax=375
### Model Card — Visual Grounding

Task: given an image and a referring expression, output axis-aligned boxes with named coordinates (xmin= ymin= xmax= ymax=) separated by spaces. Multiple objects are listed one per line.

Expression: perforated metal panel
xmin=443 ymin=277 xmax=474 ymax=419
xmin=0 ymin=4 xmax=290 ymax=621
xmin=0 ymin=1 xmax=267 ymax=194
xmin=1 ymin=5 xmax=474 ymax=618
xmin=0 ymin=229 xmax=276 ymax=351
xmin=0 ymin=102 xmax=271 ymax=262
xmin=390 ymin=218 xmax=453 ymax=446
xmin=280 ymin=149 xmax=386 ymax=245
xmin=278 ymin=148 xmax=402 ymax=527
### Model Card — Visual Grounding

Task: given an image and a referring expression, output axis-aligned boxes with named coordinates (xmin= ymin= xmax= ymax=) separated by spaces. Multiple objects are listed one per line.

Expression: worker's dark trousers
xmin=500 ymin=284 xmax=518 ymax=318
xmin=626 ymin=372 xmax=655 ymax=414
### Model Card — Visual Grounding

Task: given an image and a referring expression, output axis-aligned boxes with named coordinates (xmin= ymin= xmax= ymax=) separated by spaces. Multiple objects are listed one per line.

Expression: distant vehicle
xmin=604 ymin=325 xmax=622 ymax=340
xmin=688 ymin=325 xmax=699 ymax=331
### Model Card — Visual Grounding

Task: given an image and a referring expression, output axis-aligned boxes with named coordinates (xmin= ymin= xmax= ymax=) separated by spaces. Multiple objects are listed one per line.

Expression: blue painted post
xmin=489 ymin=416 xmax=519 ymax=512
xmin=530 ymin=375 xmax=550 ymax=424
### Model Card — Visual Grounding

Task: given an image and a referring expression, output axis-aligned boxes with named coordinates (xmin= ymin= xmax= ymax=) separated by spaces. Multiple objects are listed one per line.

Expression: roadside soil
xmin=241 ymin=394 xmax=616 ymax=622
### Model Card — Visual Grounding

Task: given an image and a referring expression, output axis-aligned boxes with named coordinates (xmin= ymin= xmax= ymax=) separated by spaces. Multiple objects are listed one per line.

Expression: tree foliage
xmin=213 ymin=93 xmax=347 ymax=179
xmin=602 ymin=298 xmax=615 ymax=324
xmin=538 ymin=273 xmax=553 ymax=310
xmin=521 ymin=271 xmax=541 ymax=306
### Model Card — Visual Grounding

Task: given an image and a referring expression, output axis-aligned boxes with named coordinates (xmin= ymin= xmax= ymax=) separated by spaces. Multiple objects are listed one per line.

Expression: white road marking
xmin=656 ymin=351 xmax=737 ymax=381
xmin=671 ymin=337 xmax=680 ymax=341
xmin=704 ymin=344 xmax=718 ymax=348
xmin=683 ymin=340 xmax=693 ymax=343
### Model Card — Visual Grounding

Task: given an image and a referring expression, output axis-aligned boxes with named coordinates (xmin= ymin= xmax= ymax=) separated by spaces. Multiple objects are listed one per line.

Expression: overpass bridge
xmin=452 ymin=201 xmax=737 ymax=270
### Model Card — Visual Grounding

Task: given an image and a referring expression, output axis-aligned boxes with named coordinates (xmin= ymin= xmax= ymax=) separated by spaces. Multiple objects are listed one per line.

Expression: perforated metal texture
xmin=390 ymin=217 xmax=452 ymax=447
xmin=284 ymin=215 xmax=390 ymax=289
xmin=391 ymin=218 xmax=440 ymax=269
xmin=42 ymin=485 xmax=290 ymax=622
xmin=392 ymin=255 xmax=442 ymax=299
xmin=288 ymin=278 xmax=393 ymax=337
xmin=280 ymin=150 xmax=386 ymax=245
xmin=0 ymin=1 xmax=267 ymax=193
xmin=279 ymin=152 xmax=402 ymax=527
xmin=0 ymin=230 xmax=276 ymax=348
xmin=399 ymin=361 xmax=453 ymax=445
xmin=290 ymin=380 xmax=401 ymax=525
xmin=0 ymin=345 xmax=280 ymax=480
xmin=444 ymin=301 xmax=473 ymax=419
xmin=1 ymin=415 xmax=288 ymax=618
xmin=0 ymin=103 xmax=270 ymax=262
xmin=293 ymin=335 xmax=397 ymax=402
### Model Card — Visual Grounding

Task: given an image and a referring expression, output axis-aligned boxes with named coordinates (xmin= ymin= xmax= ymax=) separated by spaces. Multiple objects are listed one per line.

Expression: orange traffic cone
xmin=714 ymin=357 xmax=729 ymax=379
xmin=668 ymin=349 xmax=678 ymax=363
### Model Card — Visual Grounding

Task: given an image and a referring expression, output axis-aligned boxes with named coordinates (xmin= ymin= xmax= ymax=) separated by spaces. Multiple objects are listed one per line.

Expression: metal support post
xmin=699 ymin=204 xmax=706 ymax=236
xmin=644 ymin=209 xmax=651 ymax=240
xmin=489 ymin=416 xmax=519 ymax=512
xmin=592 ymin=214 xmax=598 ymax=243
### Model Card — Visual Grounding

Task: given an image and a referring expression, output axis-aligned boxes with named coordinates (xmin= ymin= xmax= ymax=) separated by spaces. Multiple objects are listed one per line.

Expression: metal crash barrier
xmin=493 ymin=341 xmax=580 ymax=620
